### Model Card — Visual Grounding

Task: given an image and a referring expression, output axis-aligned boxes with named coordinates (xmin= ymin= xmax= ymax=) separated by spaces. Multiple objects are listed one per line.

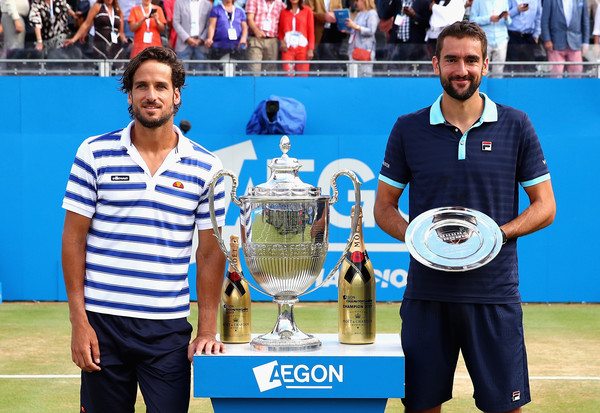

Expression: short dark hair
xmin=120 ymin=47 xmax=186 ymax=118
xmin=435 ymin=21 xmax=488 ymax=61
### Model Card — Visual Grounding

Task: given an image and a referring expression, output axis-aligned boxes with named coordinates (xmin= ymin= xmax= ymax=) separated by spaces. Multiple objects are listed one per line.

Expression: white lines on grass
xmin=1 ymin=374 xmax=599 ymax=381
xmin=0 ymin=375 xmax=80 ymax=378
xmin=455 ymin=375 xmax=600 ymax=381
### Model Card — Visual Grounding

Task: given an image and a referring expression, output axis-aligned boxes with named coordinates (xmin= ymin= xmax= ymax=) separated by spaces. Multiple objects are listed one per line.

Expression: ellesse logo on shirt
xmin=111 ymin=175 xmax=130 ymax=181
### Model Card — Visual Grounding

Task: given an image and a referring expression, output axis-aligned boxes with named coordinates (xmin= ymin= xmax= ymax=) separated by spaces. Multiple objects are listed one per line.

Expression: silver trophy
xmin=208 ymin=136 xmax=361 ymax=351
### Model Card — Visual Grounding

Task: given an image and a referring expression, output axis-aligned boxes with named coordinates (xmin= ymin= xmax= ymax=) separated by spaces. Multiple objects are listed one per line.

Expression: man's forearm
xmin=247 ymin=14 xmax=260 ymax=35
xmin=501 ymin=180 xmax=556 ymax=239
xmin=196 ymin=277 xmax=221 ymax=336
xmin=62 ymin=237 xmax=89 ymax=324
xmin=374 ymin=204 xmax=409 ymax=243
xmin=62 ymin=211 xmax=93 ymax=324
xmin=195 ymin=233 xmax=226 ymax=336
xmin=374 ymin=182 xmax=408 ymax=242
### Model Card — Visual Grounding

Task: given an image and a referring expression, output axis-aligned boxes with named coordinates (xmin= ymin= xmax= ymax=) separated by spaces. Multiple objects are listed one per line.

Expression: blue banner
xmin=0 ymin=76 xmax=598 ymax=303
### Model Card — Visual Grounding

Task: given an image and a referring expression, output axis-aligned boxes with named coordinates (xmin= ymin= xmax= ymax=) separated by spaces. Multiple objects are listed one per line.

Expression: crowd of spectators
xmin=1 ymin=0 xmax=599 ymax=75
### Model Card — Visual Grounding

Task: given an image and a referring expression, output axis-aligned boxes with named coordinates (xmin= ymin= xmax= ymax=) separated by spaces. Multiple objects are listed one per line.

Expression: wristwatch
xmin=500 ymin=229 xmax=507 ymax=245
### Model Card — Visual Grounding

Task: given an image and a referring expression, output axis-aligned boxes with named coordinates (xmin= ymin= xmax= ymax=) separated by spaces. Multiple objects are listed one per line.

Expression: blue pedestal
xmin=193 ymin=334 xmax=404 ymax=413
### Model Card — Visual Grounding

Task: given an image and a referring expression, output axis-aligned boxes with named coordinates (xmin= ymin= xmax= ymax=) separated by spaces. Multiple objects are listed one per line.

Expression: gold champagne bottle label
xmin=338 ymin=206 xmax=376 ymax=344
xmin=220 ymin=235 xmax=251 ymax=343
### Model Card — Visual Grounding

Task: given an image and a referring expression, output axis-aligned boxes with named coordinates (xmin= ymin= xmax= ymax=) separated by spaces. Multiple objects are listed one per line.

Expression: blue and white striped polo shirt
xmin=63 ymin=122 xmax=226 ymax=319
xmin=379 ymin=93 xmax=551 ymax=303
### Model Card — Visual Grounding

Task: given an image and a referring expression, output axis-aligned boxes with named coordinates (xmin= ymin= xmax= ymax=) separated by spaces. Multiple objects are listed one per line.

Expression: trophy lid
xmin=248 ymin=136 xmax=322 ymax=198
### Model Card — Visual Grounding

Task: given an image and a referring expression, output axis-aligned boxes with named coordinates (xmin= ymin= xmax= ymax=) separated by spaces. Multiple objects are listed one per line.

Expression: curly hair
xmin=120 ymin=47 xmax=186 ymax=117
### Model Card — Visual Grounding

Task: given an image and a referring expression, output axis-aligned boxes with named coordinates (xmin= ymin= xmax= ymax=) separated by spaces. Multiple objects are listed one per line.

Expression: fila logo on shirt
xmin=481 ymin=141 xmax=492 ymax=152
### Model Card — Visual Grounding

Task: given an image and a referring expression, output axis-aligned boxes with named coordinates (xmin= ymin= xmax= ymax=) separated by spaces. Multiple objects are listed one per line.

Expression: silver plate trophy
xmin=208 ymin=136 xmax=361 ymax=351
xmin=405 ymin=207 xmax=503 ymax=272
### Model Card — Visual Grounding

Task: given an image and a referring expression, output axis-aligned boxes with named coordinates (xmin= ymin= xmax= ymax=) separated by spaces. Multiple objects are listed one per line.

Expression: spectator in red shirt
xmin=163 ymin=0 xmax=177 ymax=48
xmin=128 ymin=0 xmax=166 ymax=58
xmin=279 ymin=0 xmax=314 ymax=76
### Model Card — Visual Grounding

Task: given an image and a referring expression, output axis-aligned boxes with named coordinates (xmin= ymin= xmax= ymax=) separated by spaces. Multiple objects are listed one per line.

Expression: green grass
xmin=0 ymin=302 xmax=599 ymax=413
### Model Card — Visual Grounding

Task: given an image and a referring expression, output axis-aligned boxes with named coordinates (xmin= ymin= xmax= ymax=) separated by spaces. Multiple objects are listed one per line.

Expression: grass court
xmin=0 ymin=301 xmax=598 ymax=412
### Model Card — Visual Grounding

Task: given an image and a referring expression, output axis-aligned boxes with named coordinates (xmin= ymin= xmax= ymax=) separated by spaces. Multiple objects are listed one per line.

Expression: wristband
xmin=500 ymin=229 xmax=507 ymax=245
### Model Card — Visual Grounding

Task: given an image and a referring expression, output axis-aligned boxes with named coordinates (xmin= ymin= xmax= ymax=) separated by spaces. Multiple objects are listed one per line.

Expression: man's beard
xmin=132 ymin=101 xmax=175 ymax=128
xmin=440 ymin=74 xmax=481 ymax=101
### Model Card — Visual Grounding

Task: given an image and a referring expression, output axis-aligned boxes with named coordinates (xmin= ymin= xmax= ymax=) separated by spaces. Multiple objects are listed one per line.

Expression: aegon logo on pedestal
xmin=252 ymin=361 xmax=344 ymax=393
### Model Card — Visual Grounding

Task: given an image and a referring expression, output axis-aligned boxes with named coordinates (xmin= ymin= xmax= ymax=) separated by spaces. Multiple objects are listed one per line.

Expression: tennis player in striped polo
xmin=61 ymin=47 xmax=227 ymax=413
xmin=374 ymin=22 xmax=556 ymax=413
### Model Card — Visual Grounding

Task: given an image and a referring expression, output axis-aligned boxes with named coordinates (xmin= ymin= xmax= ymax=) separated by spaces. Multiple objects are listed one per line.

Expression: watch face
xmin=405 ymin=207 xmax=503 ymax=272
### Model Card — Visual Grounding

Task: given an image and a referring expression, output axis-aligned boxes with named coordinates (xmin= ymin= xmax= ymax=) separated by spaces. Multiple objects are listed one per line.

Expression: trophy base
xmin=251 ymin=297 xmax=322 ymax=352
xmin=251 ymin=331 xmax=321 ymax=352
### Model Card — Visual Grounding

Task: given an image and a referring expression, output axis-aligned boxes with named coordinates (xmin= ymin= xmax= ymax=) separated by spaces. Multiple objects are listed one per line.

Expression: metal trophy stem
xmin=252 ymin=297 xmax=321 ymax=351
xmin=208 ymin=136 xmax=361 ymax=351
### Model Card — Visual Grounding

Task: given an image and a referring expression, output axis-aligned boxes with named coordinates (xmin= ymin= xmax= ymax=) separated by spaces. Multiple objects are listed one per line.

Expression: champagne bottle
xmin=338 ymin=206 xmax=376 ymax=344
xmin=220 ymin=235 xmax=251 ymax=343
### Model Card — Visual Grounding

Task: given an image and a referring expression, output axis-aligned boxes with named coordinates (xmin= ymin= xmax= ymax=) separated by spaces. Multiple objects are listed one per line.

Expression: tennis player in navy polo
xmin=61 ymin=47 xmax=227 ymax=412
xmin=374 ymin=22 xmax=556 ymax=413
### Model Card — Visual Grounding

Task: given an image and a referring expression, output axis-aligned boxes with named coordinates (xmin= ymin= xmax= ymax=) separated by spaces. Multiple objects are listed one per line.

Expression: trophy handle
xmin=208 ymin=169 xmax=241 ymax=269
xmin=208 ymin=169 xmax=274 ymax=298
xmin=300 ymin=169 xmax=362 ymax=296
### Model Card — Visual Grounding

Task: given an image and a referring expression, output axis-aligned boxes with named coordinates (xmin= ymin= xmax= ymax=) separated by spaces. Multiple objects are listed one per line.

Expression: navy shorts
xmin=81 ymin=311 xmax=193 ymax=413
xmin=400 ymin=299 xmax=531 ymax=412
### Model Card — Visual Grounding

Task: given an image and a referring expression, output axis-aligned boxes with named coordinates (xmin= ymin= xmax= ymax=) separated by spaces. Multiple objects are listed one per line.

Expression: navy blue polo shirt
xmin=379 ymin=93 xmax=550 ymax=303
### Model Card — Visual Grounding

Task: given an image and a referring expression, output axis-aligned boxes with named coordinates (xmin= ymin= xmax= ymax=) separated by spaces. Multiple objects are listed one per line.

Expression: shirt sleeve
xmin=365 ymin=10 xmax=379 ymax=35
xmin=172 ymin=1 xmax=185 ymax=38
xmin=245 ymin=0 xmax=257 ymax=15
xmin=62 ymin=139 xmax=98 ymax=218
xmin=469 ymin=0 xmax=491 ymax=27
xmin=28 ymin=1 xmax=42 ymax=27
xmin=157 ymin=7 xmax=167 ymax=25
xmin=128 ymin=6 xmax=139 ymax=23
xmin=517 ymin=112 xmax=550 ymax=187
xmin=378 ymin=117 xmax=410 ymax=189
xmin=278 ymin=9 xmax=287 ymax=40
xmin=199 ymin=3 xmax=213 ymax=40
xmin=5 ymin=0 xmax=20 ymax=20
xmin=534 ymin=0 xmax=542 ymax=39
